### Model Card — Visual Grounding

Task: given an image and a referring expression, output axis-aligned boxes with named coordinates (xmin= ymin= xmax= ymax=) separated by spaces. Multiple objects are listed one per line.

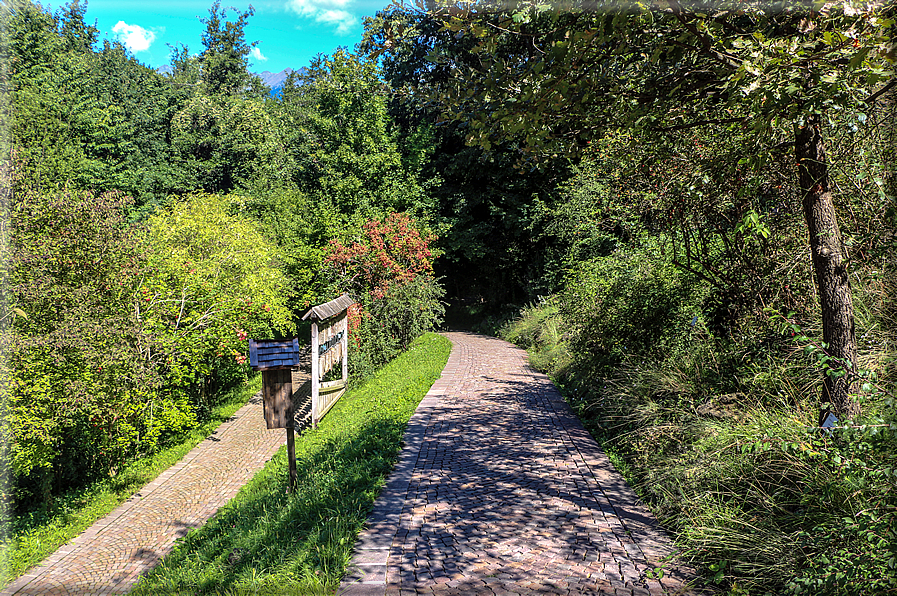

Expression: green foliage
xmin=382 ymin=0 xmax=895 ymax=162
xmin=6 ymin=1 xmax=183 ymax=208
xmin=277 ymin=50 xmax=431 ymax=218
xmin=562 ymin=239 xmax=707 ymax=374
xmin=170 ymin=95 xmax=283 ymax=194
xmin=198 ymin=1 xmax=262 ymax=97
xmin=141 ymin=193 xmax=294 ymax=413
xmin=0 ymin=377 xmax=259 ymax=588
xmin=326 ymin=212 xmax=445 ymax=379
xmin=240 ymin=187 xmax=339 ymax=315
xmin=130 ymin=333 xmax=451 ymax=595
xmin=4 ymin=188 xmax=294 ymax=510
xmin=8 ymin=188 xmax=158 ymax=487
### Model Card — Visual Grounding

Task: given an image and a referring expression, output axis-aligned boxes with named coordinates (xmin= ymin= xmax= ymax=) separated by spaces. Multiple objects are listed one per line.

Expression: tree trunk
xmin=794 ymin=113 xmax=859 ymax=424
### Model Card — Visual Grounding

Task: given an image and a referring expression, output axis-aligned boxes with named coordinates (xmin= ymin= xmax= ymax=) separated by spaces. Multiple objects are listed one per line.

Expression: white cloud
xmin=112 ymin=21 xmax=156 ymax=53
xmin=286 ymin=0 xmax=357 ymax=35
xmin=250 ymin=47 xmax=269 ymax=62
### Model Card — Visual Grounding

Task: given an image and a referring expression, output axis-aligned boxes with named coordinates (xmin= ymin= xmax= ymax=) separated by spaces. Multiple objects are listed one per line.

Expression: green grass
xmin=0 ymin=377 xmax=263 ymax=588
xmin=130 ymin=332 xmax=452 ymax=595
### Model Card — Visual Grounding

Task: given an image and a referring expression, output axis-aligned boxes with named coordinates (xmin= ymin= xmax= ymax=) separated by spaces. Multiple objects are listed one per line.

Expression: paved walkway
xmin=340 ymin=332 xmax=704 ymax=596
xmin=3 ymin=363 xmax=312 ymax=596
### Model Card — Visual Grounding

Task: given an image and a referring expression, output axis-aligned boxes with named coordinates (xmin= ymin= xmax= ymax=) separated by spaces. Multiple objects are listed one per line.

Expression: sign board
xmin=246 ymin=337 xmax=303 ymax=491
xmin=302 ymin=293 xmax=354 ymax=428
xmin=247 ymin=338 xmax=302 ymax=430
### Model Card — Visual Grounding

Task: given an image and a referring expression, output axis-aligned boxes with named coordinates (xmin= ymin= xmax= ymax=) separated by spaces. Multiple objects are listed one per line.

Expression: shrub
xmin=7 ymin=189 xmax=162 ymax=499
xmin=141 ymin=193 xmax=294 ymax=415
xmin=325 ymin=212 xmax=444 ymax=378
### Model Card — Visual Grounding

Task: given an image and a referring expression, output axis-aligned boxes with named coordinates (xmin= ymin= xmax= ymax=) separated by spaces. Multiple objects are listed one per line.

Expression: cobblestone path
xmin=340 ymin=332 xmax=704 ymax=596
xmin=3 ymin=364 xmax=311 ymax=596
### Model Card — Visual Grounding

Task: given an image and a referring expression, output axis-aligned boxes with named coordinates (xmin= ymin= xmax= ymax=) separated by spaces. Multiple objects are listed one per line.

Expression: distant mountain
xmin=153 ymin=65 xmax=307 ymax=97
xmin=257 ymin=68 xmax=294 ymax=90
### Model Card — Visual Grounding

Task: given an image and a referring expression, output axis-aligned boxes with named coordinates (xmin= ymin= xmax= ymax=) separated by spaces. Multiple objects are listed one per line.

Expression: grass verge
xmin=0 ymin=376 xmax=262 ymax=588
xmin=130 ymin=332 xmax=452 ymax=595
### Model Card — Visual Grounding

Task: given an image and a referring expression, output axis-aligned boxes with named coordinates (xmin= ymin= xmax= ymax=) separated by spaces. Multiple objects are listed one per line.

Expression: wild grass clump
xmin=500 ymin=297 xmax=571 ymax=373
xmin=500 ymin=253 xmax=897 ymax=595
xmin=131 ymin=332 xmax=452 ymax=595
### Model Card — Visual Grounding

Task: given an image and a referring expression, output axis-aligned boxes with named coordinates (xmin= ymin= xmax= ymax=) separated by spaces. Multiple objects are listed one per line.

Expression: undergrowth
xmin=0 ymin=376 xmax=263 ymax=588
xmin=500 ymin=266 xmax=897 ymax=595
xmin=130 ymin=332 xmax=451 ymax=595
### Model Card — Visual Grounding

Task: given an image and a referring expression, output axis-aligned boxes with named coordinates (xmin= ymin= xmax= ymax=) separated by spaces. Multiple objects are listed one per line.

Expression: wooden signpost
xmin=248 ymin=337 xmax=302 ymax=492
xmin=302 ymin=293 xmax=354 ymax=428
xmin=247 ymin=294 xmax=355 ymax=492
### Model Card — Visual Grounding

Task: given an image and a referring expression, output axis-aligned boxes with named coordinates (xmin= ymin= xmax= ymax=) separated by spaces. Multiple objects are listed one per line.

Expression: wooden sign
xmin=261 ymin=369 xmax=293 ymax=430
xmin=246 ymin=337 xmax=303 ymax=492
xmin=248 ymin=338 xmax=302 ymax=429
xmin=302 ymin=294 xmax=354 ymax=428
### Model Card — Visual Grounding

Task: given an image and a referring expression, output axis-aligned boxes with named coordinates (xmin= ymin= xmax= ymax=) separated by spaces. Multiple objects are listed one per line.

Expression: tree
xmin=367 ymin=0 xmax=896 ymax=421
xmin=141 ymin=193 xmax=294 ymax=410
xmin=56 ymin=0 xmax=97 ymax=53
xmin=198 ymin=1 xmax=261 ymax=97
xmin=278 ymin=49 xmax=426 ymax=215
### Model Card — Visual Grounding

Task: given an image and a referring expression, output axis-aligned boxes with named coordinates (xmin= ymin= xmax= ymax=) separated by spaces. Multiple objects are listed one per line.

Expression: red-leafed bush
xmin=325 ymin=212 xmax=436 ymax=299
xmin=325 ymin=212 xmax=444 ymax=377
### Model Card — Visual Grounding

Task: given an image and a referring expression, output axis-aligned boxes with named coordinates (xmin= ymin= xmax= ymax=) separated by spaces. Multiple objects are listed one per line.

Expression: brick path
xmin=340 ymin=332 xmax=705 ymax=596
xmin=3 ymin=364 xmax=312 ymax=596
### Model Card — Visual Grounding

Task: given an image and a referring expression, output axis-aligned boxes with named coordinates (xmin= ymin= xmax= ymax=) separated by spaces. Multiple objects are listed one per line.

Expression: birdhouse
xmin=248 ymin=338 xmax=302 ymax=429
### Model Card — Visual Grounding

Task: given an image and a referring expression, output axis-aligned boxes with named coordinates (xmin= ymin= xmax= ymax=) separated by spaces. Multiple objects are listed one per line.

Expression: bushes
xmin=561 ymin=238 xmax=707 ymax=381
xmin=5 ymin=189 xmax=293 ymax=507
xmin=325 ymin=212 xmax=445 ymax=379
xmin=8 ymin=189 xmax=158 ymax=493
xmin=141 ymin=193 xmax=293 ymax=414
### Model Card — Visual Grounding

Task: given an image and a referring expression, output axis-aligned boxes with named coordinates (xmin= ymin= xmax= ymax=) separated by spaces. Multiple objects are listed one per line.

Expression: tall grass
xmin=500 ymin=274 xmax=897 ymax=595
xmin=131 ymin=332 xmax=452 ymax=595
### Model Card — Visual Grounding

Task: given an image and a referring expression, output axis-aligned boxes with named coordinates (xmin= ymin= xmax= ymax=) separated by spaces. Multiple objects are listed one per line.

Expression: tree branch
xmin=655 ymin=116 xmax=745 ymax=132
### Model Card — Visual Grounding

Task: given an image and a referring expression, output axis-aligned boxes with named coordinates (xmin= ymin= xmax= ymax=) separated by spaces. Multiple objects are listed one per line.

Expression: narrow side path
xmin=340 ymin=332 xmax=705 ymax=596
xmin=3 ymin=366 xmax=311 ymax=596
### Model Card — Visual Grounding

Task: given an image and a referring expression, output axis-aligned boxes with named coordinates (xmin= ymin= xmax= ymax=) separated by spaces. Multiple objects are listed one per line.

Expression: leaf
xmin=848 ymin=46 xmax=870 ymax=69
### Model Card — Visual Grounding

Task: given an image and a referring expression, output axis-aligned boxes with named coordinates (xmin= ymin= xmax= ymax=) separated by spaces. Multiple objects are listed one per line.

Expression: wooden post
xmin=341 ymin=311 xmax=348 ymax=388
xmin=286 ymin=426 xmax=297 ymax=492
xmin=311 ymin=320 xmax=320 ymax=428
xmin=247 ymin=338 xmax=303 ymax=495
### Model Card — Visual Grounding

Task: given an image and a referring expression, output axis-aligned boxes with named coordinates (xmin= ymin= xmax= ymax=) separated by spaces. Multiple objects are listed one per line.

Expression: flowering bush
xmin=325 ymin=212 xmax=436 ymax=299
xmin=325 ymin=212 xmax=444 ymax=377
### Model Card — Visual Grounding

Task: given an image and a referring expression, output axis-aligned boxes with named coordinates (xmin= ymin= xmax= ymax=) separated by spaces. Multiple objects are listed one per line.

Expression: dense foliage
xmin=3 ymin=0 xmax=895 ymax=592
xmin=1 ymin=0 xmax=444 ymax=521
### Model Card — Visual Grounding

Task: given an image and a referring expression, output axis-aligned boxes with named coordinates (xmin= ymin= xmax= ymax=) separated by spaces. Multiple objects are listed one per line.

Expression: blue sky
xmin=43 ymin=0 xmax=394 ymax=73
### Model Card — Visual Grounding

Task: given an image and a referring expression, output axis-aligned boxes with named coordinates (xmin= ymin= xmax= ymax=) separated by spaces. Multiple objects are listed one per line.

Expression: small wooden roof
xmin=248 ymin=337 xmax=302 ymax=370
xmin=301 ymin=293 xmax=355 ymax=322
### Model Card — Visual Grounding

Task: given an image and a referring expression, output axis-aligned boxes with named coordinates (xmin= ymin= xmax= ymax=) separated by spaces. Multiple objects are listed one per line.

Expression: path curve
xmin=340 ymin=332 xmax=705 ymax=596
xmin=2 ymin=385 xmax=299 ymax=596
